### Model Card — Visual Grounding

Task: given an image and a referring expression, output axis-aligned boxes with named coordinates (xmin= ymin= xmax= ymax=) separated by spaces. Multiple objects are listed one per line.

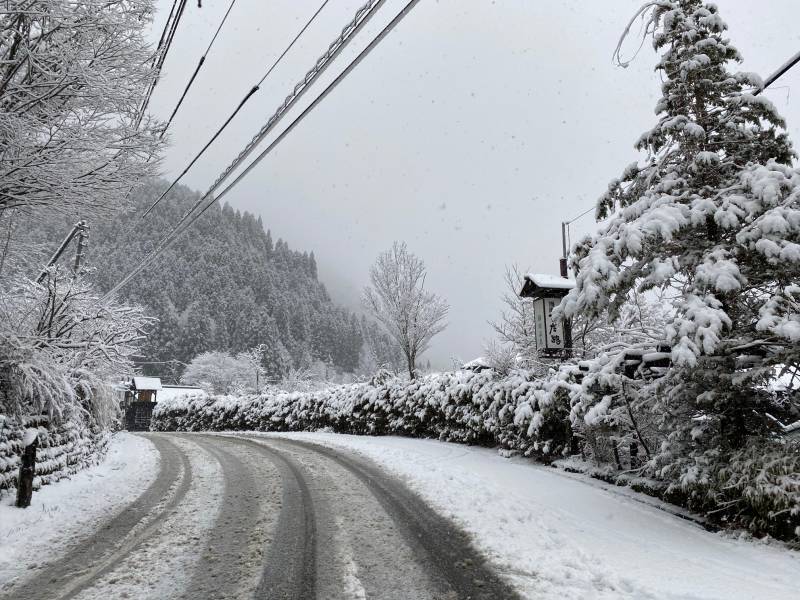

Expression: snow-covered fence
xmin=0 ymin=413 xmax=108 ymax=497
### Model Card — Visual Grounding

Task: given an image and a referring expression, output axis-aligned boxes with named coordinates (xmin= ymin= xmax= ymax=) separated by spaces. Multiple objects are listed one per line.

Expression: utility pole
xmin=36 ymin=220 xmax=88 ymax=284
xmin=72 ymin=221 xmax=89 ymax=275
xmin=560 ymin=223 xmax=573 ymax=359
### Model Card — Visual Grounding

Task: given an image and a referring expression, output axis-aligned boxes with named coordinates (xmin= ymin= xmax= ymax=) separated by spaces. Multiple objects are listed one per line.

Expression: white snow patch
xmin=335 ymin=516 xmax=368 ymax=600
xmin=524 ymin=273 xmax=576 ymax=290
xmin=21 ymin=428 xmax=38 ymax=447
xmin=267 ymin=433 xmax=800 ymax=600
xmin=158 ymin=386 xmax=207 ymax=402
xmin=132 ymin=376 xmax=162 ymax=391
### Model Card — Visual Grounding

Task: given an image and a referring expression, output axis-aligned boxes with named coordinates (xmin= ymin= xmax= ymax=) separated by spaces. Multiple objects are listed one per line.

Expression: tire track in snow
xmin=7 ymin=434 xmax=192 ymax=600
xmin=244 ymin=435 xmax=523 ymax=600
xmin=182 ymin=436 xmax=280 ymax=599
xmin=218 ymin=436 xmax=317 ymax=600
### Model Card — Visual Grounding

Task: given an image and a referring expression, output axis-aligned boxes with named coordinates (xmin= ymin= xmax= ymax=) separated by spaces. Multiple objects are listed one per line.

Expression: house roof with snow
xmin=519 ymin=273 xmax=575 ymax=299
xmin=132 ymin=376 xmax=162 ymax=391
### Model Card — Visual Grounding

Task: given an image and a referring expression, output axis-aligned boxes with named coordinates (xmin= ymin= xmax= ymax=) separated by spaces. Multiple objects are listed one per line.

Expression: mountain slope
xmin=89 ymin=180 xmax=397 ymax=379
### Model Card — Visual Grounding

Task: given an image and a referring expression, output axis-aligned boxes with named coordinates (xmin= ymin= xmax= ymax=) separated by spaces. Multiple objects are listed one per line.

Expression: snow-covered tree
xmin=180 ymin=351 xmax=261 ymax=395
xmin=363 ymin=242 xmax=449 ymax=379
xmin=0 ymin=267 xmax=151 ymax=425
xmin=239 ymin=345 xmax=267 ymax=391
xmin=0 ymin=1 xmax=162 ymax=216
xmin=488 ymin=266 xmax=538 ymax=367
xmin=559 ymin=0 xmax=800 ymax=532
xmin=483 ymin=339 xmax=518 ymax=376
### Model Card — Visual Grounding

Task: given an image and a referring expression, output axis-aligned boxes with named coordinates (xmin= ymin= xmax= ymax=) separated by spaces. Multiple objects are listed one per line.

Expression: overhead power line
xmin=175 ymin=0 xmax=385 ymax=216
xmin=153 ymin=0 xmax=181 ymax=66
xmin=208 ymin=0 xmax=424 ymax=215
xmin=137 ymin=0 xmax=189 ymax=128
xmin=160 ymin=0 xmax=239 ymax=137
xmin=564 ymin=205 xmax=596 ymax=225
xmin=104 ymin=0 xmax=422 ymax=300
xmin=116 ymin=0 xmax=388 ymax=293
xmin=755 ymin=49 xmax=800 ymax=96
xmin=141 ymin=0 xmax=333 ymax=219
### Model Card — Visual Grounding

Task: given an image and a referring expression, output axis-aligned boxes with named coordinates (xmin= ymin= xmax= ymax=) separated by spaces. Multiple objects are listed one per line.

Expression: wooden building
xmin=131 ymin=376 xmax=162 ymax=402
xmin=124 ymin=376 xmax=162 ymax=431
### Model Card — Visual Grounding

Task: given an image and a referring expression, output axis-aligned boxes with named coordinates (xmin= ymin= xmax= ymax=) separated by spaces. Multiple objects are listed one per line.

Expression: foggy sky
xmin=146 ymin=0 xmax=800 ymax=368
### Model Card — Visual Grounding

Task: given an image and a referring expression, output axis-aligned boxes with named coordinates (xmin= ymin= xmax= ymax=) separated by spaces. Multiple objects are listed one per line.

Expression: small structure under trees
xmin=124 ymin=377 xmax=162 ymax=431
xmin=519 ymin=273 xmax=574 ymax=358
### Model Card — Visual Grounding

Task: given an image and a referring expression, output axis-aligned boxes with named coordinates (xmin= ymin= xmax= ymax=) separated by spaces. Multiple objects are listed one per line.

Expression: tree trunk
xmin=16 ymin=436 xmax=38 ymax=508
xmin=611 ymin=438 xmax=622 ymax=471
xmin=630 ymin=439 xmax=639 ymax=469
xmin=407 ymin=352 xmax=416 ymax=380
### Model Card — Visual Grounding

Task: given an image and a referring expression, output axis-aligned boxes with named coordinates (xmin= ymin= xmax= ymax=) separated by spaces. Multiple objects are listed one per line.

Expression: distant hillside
xmin=88 ymin=180 xmax=399 ymax=379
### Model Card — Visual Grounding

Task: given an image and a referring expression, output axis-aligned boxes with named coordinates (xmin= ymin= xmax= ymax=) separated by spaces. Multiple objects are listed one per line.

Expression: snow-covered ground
xmin=269 ymin=432 xmax=800 ymax=600
xmin=0 ymin=432 xmax=158 ymax=588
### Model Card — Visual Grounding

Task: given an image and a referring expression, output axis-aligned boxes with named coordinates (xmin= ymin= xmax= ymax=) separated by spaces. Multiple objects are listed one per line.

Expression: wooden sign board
xmin=533 ymin=296 xmax=566 ymax=354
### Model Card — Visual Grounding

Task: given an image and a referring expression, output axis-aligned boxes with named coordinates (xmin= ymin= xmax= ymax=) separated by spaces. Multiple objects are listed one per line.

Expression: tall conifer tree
xmin=561 ymin=0 xmax=800 ymax=530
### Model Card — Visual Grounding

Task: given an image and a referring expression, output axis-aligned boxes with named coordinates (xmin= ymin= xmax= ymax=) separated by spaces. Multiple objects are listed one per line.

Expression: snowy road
xmin=3 ymin=432 xmax=798 ymax=600
xmin=1 ymin=433 xmax=519 ymax=600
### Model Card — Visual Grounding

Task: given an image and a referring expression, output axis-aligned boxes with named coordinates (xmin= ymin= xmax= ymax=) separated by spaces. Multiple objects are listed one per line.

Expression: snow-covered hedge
xmin=0 ymin=413 xmax=108 ymax=497
xmin=152 ymin=370 xmax=575 ymax=457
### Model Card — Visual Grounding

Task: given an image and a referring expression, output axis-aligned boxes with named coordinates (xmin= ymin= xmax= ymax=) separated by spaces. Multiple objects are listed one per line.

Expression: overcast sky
xmin=146 ymin=0 xmax=800 ymax=367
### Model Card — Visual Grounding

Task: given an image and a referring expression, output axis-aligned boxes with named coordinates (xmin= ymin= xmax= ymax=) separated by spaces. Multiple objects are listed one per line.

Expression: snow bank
xmin=0 ymin=432 xmax=158 ymax=589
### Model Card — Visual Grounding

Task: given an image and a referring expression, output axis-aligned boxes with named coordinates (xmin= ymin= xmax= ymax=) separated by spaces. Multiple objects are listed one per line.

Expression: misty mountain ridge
xmin=87 ymin=180 xmax=400 ymax=380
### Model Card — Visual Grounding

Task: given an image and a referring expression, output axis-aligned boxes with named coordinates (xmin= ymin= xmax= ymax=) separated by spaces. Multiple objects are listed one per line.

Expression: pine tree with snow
xmin=560 ymin=0 xmax=800 ymax=535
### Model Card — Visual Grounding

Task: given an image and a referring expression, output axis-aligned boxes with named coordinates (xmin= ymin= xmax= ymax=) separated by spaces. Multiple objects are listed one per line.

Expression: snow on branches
xmin=363 ymin=242 xmax=449 ymax=380
xmin=0 ymin=1 xmax=163 ymax=216
xmin=555 ymin=0 xmax=800 ymax=535
xmin=563 ymin=0 xmax=799 ymax=393
xmin=0 ymin=267 xmax=151 ymax=424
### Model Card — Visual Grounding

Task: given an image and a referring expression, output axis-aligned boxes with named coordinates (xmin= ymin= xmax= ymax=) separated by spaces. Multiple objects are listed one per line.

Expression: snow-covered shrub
xmin=720 ymin=443 xmax=800 ymax=540
xmin=152 ymin=368 xmax=579 ymax=457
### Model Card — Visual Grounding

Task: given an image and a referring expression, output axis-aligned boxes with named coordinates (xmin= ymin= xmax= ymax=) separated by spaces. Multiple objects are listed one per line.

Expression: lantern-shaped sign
xmin=519 ymin=273 xmax=575 ymax=357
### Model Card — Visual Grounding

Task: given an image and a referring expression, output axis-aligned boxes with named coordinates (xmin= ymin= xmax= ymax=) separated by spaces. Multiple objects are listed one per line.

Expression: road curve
xmin=240 ymin=435 xmax=522 ymax=600
xmin=3 ymin=433 xmax=522 ymax=600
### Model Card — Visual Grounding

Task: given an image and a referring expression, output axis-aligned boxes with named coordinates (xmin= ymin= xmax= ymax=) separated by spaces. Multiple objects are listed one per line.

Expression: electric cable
xmin=139 ymin=0 xmax=381 ymax=230
xmin=137 ymin=0 xmax=189 ymax=128
xmin=754 ymin=49 xmax=800 ymax=96
xmin=160 ymin=0 xmax=239 ymax=137
xmin=140 ymin=0 xmax=333 ymax=219
xmin=104 ymin=0 xmax=422 ymax=299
